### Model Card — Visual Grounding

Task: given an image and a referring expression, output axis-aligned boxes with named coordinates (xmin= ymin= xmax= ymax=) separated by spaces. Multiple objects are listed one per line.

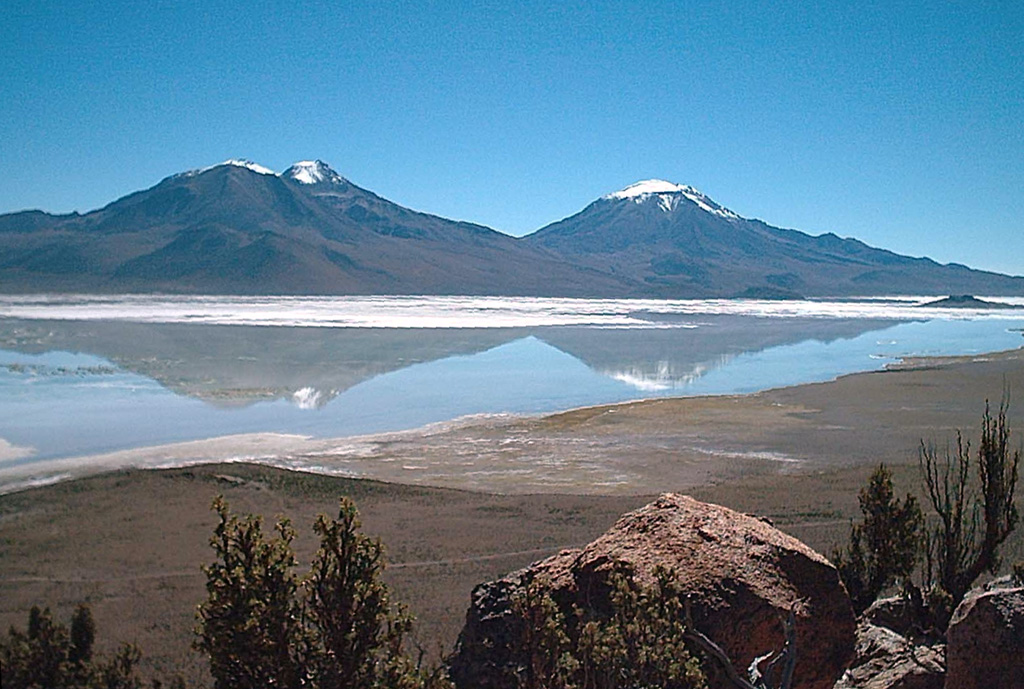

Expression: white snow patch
xmin=286 ymin=160 xmax=346 ymax=185
xmin=222 ymin=159 xmax=276 ymax=175
xmin=178 ymin=159 xmax=277 ymax=178
xmin=291 ymin=162 xmax=323 ymax=184
xmin=607 ymin=180 xmax=696 ymax=198
xmin=605 ymin=179 xmax=740 ymax=219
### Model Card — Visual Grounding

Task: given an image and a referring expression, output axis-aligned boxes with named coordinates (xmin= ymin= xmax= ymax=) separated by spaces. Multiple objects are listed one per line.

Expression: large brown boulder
xmin=945 ymin=585 xmax=1024 ymax=689
xmin=449 ymin=494 xmax=855 ymax=689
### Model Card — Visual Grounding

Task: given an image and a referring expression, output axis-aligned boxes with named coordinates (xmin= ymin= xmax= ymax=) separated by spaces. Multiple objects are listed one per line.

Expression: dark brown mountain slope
xmin=0 ymin=160 xmax=633 ymax=296
xmin=2 ymin=167 xmax=1021 ymax=297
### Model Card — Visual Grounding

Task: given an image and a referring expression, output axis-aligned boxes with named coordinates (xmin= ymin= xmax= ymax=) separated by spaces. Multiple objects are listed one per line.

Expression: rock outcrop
xmin=448 ymin=494 xmax=856 ymax=689
xmin=863 ymin=596 xmax=919 ymax=638
xmin=834 ymin=622 xmax=944 ymax=689
xmin=945 ymin=585 xmax=1024 ymax=689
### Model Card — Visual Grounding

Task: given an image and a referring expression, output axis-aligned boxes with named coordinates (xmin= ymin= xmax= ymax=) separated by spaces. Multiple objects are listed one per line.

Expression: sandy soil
xmin=0 ymin=466 xmax=653 ymax=684
xmin=2 ymin=347 xmax=1023 ymax=685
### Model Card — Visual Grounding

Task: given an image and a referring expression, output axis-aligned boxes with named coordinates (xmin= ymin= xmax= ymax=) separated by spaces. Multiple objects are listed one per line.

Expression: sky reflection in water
xmin=0 ymin=301 xmax=1022 ymax=463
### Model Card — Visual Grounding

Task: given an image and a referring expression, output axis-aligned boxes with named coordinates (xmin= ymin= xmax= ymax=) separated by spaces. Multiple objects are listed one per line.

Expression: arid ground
xmin=2 ymin=348 xmax=1023 ymax=685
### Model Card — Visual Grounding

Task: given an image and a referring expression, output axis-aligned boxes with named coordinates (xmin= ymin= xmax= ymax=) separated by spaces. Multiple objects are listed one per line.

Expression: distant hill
xmin=918 ymin=295 xmax=1023 ymax=309
xmin=1 ymin=164 xmax=1022 ymax=297
xmin=524 ymin=180 xmax=1024 ymax=298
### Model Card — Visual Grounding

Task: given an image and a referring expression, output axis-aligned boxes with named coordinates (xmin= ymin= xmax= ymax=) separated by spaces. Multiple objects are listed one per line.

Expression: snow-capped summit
xmin=176 ymin=159 xmax=277 ymax=179
xmin=605 ymin=179 xmax=740 ymax=219
xmin=222 ymin=159 xmax=276 ymax=176
xmin=174 ymin=158 xmax=348 ymax=186
xmin=606 ymin=179 xmax=697 ymax=199
xmin=284 ymin=160 xmax=346 ymax=186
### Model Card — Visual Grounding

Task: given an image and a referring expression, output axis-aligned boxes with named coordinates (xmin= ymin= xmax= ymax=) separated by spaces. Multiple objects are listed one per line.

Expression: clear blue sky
xmin=3 ymin=0 xmax=1022 ymax=275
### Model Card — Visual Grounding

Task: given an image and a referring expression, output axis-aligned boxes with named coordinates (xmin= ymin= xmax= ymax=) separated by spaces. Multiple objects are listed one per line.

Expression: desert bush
xmin=305 ymin=499 xmax=422 ymax=689
xmin=194 ymin=497 xmax=305 ymax=689
xmin=195 ymin=496 xmax=450 ymax=689
xmin=919 ymin=397 xmax=1021 ymax=606
xmin=507 ymin=578 xmax=576 ymax=689
xmin=0 ymin=605 xmax=149 ymax=689
xmin=832 ymin=464 xmax=923 ymax=614
xmin=507 ymin=567 xmax=707 ymax=689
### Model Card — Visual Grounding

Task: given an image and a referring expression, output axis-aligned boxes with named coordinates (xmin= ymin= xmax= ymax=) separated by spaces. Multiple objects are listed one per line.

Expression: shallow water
xmin=0 ymin=295 xmax=1022 ymax=465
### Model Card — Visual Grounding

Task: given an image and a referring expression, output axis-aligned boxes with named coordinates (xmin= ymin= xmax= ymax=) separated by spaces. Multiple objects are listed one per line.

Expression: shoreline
xmin=3 ymin=347 xmax=1024 ymax=683
xmin=4 ymin=345 xmax=1022 ymax=496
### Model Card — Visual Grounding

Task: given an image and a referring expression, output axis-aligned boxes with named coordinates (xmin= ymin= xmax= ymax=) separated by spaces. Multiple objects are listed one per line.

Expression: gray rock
xmin=833 ymin=622 xmax=943 ymax=689
xmin=864 ymin=596 xmax=917 ymax=637
xmin=945 ymin=585 xmax=1024 ymax=689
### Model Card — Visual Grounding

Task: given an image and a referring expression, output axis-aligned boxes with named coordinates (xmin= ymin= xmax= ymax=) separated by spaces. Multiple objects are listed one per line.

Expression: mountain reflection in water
xmin=1 ymin=316 xmax=889 ymax=405
xmin=1 ymin=313 xmax=1022 ymax=464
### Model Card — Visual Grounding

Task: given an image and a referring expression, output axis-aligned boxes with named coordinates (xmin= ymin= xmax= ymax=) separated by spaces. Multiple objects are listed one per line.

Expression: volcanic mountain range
xmin=1 ymin=159 xmax=1021 ymax=297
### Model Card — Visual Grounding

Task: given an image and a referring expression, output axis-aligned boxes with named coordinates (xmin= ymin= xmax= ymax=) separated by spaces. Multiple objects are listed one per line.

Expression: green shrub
xmin=194 ymin=497 xmax=304 ymax=689
xmin=507 ymin=567 xmax=707 ymax=689
xmin=0 ymin=605 xmax=148 ymax=689
xmin=832 ymin=464 xmax=923 ymax=614
xmin=195 ymin=496 xmax=450 ymax=689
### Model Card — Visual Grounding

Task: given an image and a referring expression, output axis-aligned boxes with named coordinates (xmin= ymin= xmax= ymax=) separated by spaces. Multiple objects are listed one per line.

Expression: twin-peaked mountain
xmin=0 ymin=160 xmax=623 ymax=295
xmin=1 ymin=161 xmax=1021 ymax=297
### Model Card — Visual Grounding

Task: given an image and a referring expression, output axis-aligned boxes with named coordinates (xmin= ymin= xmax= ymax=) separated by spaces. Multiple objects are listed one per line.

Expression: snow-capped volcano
xmin=175 ymin=159 xmax=346 ymax=186
xmin=5 ymin=158 xmax=1024 ymax=299
xmin=605 ymin=179 xmax=739 ymax=219
xmin=284 ymin=160 xmax=347 ymax=186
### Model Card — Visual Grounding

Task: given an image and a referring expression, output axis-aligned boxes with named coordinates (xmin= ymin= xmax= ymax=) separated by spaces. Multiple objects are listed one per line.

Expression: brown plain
xmin=1 ymin=348 xmax=1023 ymax=685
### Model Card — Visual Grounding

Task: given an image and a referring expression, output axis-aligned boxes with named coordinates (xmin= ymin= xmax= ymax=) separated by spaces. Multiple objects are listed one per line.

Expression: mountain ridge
xmin=1 ymin=161 xmax=1021 ymax=297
